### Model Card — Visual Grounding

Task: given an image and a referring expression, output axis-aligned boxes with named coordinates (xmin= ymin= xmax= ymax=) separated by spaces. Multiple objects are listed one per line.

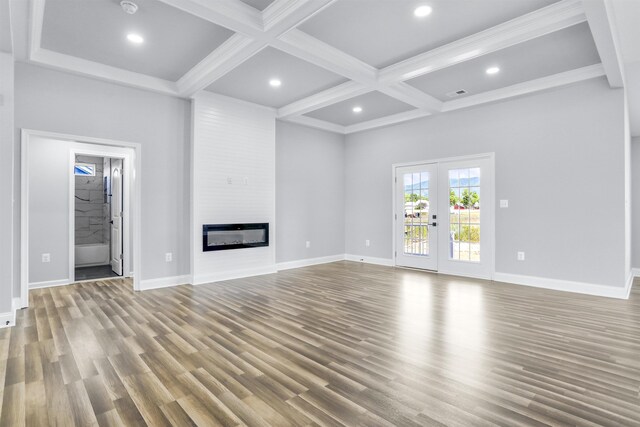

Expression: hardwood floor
xmin=1 ymin=261 xmax=639 ymax=426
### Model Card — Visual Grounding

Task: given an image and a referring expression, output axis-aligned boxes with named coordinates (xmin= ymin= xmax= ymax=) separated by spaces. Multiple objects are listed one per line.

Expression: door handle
xmin=430 ymin=222 xmax=437 ymax=227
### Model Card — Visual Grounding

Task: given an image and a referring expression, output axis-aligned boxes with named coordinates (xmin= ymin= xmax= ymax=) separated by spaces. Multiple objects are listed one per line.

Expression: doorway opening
xmin=73 ymin=155 xmax=124 ymax=281
xmin=393 ymin=154 xmax=495 ymax=280
xmin=20 ymin=129 xmax=142 ymax=309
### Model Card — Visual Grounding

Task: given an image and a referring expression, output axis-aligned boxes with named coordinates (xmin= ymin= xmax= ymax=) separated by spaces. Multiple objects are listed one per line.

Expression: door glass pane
xmin=404 ymin=171 xmax=430 ymax=256
xmin=449 ymin=168 xmax=480 ymax=262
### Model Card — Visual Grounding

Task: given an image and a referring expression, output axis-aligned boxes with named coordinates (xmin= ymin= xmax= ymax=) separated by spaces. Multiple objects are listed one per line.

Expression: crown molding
xmin=344 ymin=109 xmax=431 ymax=134
xmin=582 ymin=0 xmax=625 ymax=88
xmin=277 ymin=81 xmax=371 ymax=118
xmin=379 ymin=0 xmax=586 ymax=83
xmin=442 ymin=63 xmax=606 ymax=112
xmin=30 ymin=48 xmax=180 ymax=96
xmin=283 ymin=115 xmax=346 ymax=134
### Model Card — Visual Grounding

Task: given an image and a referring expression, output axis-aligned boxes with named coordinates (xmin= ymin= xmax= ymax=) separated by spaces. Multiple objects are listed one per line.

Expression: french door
xmin=395 ymin=156 xmax=493 ymax=279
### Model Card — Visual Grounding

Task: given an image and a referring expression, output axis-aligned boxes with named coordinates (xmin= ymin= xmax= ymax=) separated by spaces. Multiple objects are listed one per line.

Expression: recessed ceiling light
xmin=127 ymin=33 xmax=144 ymax=44
xmin=269 ymin=79 xmax=282 ymax=87
xmin=353 ymin=106 xmax=363 ymax=113
xmin=486 ymin=66 xmax=500 ymax=75
xmin=414 ymin=5 xmax=433 ymax=17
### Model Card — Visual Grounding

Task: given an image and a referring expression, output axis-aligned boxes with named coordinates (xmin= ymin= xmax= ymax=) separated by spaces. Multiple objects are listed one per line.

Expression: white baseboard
xmin=277 ymin=254 xmax=345 ymax=271
xmin=193 ymin=265 xmax=278 ymax=286
xmin=0 ymin=298 xmax=22 ymax=328
xmin=344 ymin=254 xmax=394 ymax=266
xmin=633 ymin=268 xmax=640 ymax=277
xmin=139 ymin=275 xmax=191 ymax=291
xmin=494 ymin=272 xmax=631 ymax=299
xmin=29 ymin=278 xmax=71 ymax=289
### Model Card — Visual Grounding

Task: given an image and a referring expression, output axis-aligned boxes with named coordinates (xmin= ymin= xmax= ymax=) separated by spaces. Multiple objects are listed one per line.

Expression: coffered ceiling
xmin=3 ymin=0 xmax=630 ymax=134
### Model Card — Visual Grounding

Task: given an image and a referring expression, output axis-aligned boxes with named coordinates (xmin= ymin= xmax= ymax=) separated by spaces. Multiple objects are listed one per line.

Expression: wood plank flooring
xmin=1 ymin=261 xmax=639 ymax=426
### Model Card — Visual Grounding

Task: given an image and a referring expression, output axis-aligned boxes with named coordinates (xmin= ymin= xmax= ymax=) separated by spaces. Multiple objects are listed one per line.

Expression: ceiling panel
xmin=299 ymin=0 xmax=559 ymax=68
xmin=41 ymin=0 xmax=234 ymax=81
xmin=305 ymin=91 xmax=415 ymax=126
xmin=407 ymin=23 xmax=601 ymax=101
xmin=206 ymin=47 xmax=348 ymax=108
xmin=239 ymin=0 xmax=275 ymax=11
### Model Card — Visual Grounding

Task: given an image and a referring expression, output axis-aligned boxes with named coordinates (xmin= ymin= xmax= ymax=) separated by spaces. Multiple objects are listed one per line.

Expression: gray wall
xmin=276 ymin=121 xmax=346 ymax=263
xmin=15 ymin=63 xmax=191 ymax=288
xmin=345 ymin=78 xmax=627 ymax=287
xmin=0 ymin=53 xmax=14 ymax=313
xmin=633 ymin=137 xmax=640 ymax=269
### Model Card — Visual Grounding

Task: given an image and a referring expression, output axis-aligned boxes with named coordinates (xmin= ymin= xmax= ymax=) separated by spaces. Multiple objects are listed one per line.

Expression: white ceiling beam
xmin=8 ymin=0 xmax=31 ymax=61
xmin=173 ymin=0 xmax=338 ymax=98
xmin=344 ymin=109 xmax=432 ymax=135
xmin=30 ymin=0 xmax=45 ymax=58
xmin=156 ymin=0 xmax=263 ymax=37
xmin=582 ymin=0 xmax=624 ymax=88
xmin=263 ymin=0 xmax=336 ymax=33
xmin=379 ymin=0 xmax=586 ymax=84
xmin=442 ymin=63 xmax=605 ymax=112
xmin=177 ymin=34 xmax=266 ymax=97
xmin=31 ymin=48 xmax=180 ymax=96
xmin=277 ymin=81 xmax=371 ymax=118
xmin=378 ymin=82 xmax=443 ymax=112
xmin=282 ymin=114 xmax=346 ymax=134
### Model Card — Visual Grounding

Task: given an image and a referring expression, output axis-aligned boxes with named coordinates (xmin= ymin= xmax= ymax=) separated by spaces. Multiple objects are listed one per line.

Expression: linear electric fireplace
xmin=202 ymin=223 xmax=269 ymax=252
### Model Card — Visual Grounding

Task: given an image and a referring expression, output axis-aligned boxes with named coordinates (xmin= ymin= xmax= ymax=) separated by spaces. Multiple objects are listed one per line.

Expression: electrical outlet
xmin=500 ymin=200 xmax=509 ymax=208
xmin=517 ymin=251 xmax=525 ymax=261
xmin=365 ymin=239 xmax=370 ymax=247
xmin=42 ymin=253 xmax=50 ymax=263
xmin=165 ymin=252 xmax=173 ymax=262
xmin=305 ymin=241 xmax=311 ymax=249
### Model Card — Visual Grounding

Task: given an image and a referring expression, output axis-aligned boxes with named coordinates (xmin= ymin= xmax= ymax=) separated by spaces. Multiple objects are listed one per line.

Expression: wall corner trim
xmin=276 ymin=254 xmax=345 ymax=271
xmin=494 ymin=272 xmax=631 ymax=300
xmin=139 ymin=275 xmax=192 ymax=291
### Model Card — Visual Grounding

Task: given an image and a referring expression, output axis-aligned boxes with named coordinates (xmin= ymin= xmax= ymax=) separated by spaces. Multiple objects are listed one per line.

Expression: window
xmin=74 ymin=163 xmax=96 ymax=176
xmin=449 ymin=168 xmax=480 ymax=262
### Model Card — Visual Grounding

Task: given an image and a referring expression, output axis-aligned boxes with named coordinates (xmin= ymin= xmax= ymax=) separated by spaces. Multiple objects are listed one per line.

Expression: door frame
xmin=20 ymin=129 xmax=142 ymax=308
xmin=69 ymin=148 xmax=130 ymax=284
xmin=391 ymin=152 xmax=495 ymax=280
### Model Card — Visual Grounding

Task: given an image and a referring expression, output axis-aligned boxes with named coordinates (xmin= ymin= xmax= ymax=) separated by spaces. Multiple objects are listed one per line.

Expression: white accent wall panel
xmin=192 ymin=92 xmax=276 ymax=284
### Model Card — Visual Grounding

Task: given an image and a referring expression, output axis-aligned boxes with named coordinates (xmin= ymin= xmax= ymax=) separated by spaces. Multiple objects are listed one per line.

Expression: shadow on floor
xmin=75 ymin=265 xmax=121 ymax=281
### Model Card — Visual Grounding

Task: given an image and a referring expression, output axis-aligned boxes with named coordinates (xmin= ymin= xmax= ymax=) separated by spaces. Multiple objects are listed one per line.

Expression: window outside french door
xmin=394 ymin=156 xmax=493 ymax=279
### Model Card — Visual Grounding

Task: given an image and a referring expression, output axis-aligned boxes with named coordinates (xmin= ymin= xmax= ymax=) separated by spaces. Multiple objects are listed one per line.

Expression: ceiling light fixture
xmin=486 ymin=66 xmax=500 ymax=75
xmin=120 ymin=0 xmax=138 ymax=14
xmin=414 ymin=5 xmax=433 ymax=17
xmin=269 ymin=79 xmax=282 ymax=87
xmin=127 ymin=33 xmax=144 ymax=44
xmin=353 ymin=106 xmax=363 ymax=113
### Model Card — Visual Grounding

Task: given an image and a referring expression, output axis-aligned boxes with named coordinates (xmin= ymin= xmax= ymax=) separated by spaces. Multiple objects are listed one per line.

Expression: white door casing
xmin=110 ymin=163 xmax=123 ymax=275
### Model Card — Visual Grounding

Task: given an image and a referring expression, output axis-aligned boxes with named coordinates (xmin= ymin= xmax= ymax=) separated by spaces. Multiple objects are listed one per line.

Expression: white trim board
xmin=633 ymin=268 xmax=640 ymax=277
xmin=494 ymin=272 xmax=632 ymax=299
xmin=277 ymin=254 xmax=345 ymax=271
xmin=193 ymin=266 xmax=278 ymax=286
xmin=344 ymin=254 xmax=395 ymax=267
xmin=29 ymin=278 xmax=70 ymax=289
xmin=0 ymin=298 xmax=22 ymax=328
xmin=140 ymin=275 xmax=192 ymax=291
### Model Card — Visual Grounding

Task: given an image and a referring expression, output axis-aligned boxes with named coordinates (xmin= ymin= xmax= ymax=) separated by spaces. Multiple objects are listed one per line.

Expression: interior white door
xmin=110 ymin=164 xmax=123 ymax=276
xmin=395 ymin=164 xmax=439 ymax=270
xmin=436 ymin=157 xmax=493 ymax=279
